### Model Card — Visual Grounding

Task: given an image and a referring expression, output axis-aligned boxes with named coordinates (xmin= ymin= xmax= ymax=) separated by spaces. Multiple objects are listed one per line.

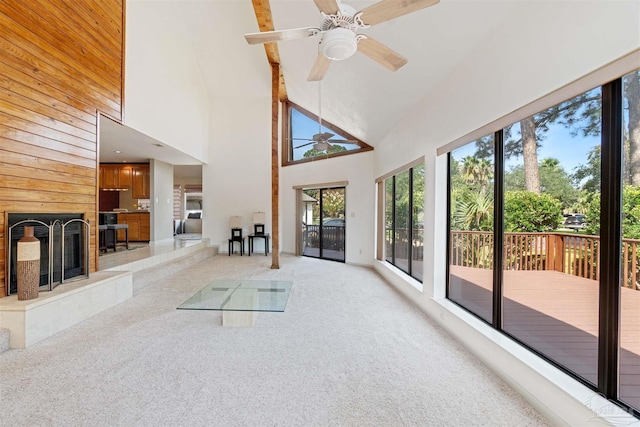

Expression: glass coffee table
xmin=177 ymin=279 xmax=292 ymax=326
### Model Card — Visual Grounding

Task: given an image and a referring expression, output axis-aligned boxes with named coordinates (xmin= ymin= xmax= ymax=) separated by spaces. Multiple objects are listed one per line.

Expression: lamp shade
xmin=229 ymin=216 xmax=243 ymax=228
xmin=253 ymin=212 xmax=266 ymax=224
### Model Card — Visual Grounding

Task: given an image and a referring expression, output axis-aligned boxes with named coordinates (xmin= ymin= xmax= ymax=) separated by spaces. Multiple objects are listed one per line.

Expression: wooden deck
xmin=449 ymin=265 xmax=640 ymax=407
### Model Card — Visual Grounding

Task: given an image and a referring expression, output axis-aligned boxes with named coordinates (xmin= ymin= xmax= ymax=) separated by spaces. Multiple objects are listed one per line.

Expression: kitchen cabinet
xmin=119 ymin=166 xmax=132 ymax=188
xmin=117 ymin=212 xmax=150 ymax=242
xmin=100 ymin=164 xmax=132 ymax=189
xmin=132 ymin=164 xmax=150 ymax=199
xmin=100 ymin=164 xmax=118 ymax=189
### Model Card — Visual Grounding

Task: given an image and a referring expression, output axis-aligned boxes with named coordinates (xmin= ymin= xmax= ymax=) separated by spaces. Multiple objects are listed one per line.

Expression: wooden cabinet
xmin=100 ymin=164 xmax=133 ymax=189
xmin=132 ymin=164 xmax=150 ymax=198
xmin=119 ymin=166 xmax=132 ymax=188
xmin=117 ymin=212 xmax=150 ymax=242
xmin=101 ymin=164 xmax=119 ymax=189
xmin=140 ymin=216 xmax=150 ymax=241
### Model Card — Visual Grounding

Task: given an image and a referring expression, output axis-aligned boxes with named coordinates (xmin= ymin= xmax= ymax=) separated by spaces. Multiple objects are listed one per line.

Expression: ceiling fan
xmin=244 ymin=0 xmax=440 ymax=81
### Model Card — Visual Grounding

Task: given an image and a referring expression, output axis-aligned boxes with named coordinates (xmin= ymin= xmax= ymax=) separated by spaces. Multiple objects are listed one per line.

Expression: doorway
xmin=302 ymin=187 xmax=346 ymax=262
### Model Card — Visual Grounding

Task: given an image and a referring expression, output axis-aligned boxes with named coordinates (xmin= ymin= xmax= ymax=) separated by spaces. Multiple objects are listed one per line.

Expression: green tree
xmin=585 ymin=186 xmax=640 ymax=238
xmin=321 ymin=188 xmax=345 ymax=219
xmin=475 ymin=90 xmax=602 ymax=193
xmin=625 ymin=72 xmax=640 ymax=185
xmin=503 ymin=191 xmax=563 ymax=232
xmin=460 ymin=156 xmax=493 ymax=190
xmin=303 ymin=144 xmax=347 ymax=159
xmin=450 ymin=155 xmax=494 ymax=231
xmin=303 ymin=188 xmax=345 ymax=223
xmin=412 ymin=163 xmax=425 ymax=228
xmin=452 ymin=188 xmax=494 ymax=231
xmin=504 ymin=158 xmax=579 ymax=209
xmin=573 ymin=145 xmax=601 ymax=195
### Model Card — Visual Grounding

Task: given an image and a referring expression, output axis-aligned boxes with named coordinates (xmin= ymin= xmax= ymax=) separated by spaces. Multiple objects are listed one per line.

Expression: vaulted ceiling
xmin=102 ymin=0 xmax=513 ymax=162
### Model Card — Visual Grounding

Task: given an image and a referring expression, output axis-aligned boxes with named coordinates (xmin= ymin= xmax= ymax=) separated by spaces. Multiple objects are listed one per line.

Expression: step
xmin=133 ymin=246 xmax=215 ymax=292
xmin=0 ymin=328 xmax=9 ymax=353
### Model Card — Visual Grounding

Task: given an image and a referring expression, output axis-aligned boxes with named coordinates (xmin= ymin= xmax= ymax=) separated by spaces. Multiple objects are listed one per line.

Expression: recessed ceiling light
xmin=114 ymin=150 xmax=121 ymax=154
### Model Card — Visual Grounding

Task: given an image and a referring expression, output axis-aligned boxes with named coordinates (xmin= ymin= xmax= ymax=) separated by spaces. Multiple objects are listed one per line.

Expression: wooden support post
xmin=271 ymin=63 xmax=280 ymax=269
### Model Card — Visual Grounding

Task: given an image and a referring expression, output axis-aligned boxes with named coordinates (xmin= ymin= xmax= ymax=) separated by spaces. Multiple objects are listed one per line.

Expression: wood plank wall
xmin=0 ymin=0 xmax=124 ymax=297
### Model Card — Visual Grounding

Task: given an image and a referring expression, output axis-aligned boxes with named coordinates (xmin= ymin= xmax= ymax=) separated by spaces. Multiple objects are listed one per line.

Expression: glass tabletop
xmin=177 ymin=279 xmax=292 ymax=312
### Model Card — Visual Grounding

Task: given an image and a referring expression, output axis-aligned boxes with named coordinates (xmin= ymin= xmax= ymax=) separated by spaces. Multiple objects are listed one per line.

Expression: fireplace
xmin=7 ymin=213 xmax=90 ymax=296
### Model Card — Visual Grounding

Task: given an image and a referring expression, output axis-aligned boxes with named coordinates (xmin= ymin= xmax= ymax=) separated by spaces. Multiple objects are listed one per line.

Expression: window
xmin=382 ymin=161 xmax=425 ymax=282
xmin=619 ymin=69 xmax=640 ymax=409
xmin=500 ymin=88 xmax=602 ymax=386
xmin=445 ymin=67 xmax=640 ymax=415
xmin=282 ymin=101 xmax=373 ymax=166
xmin=448 ymin=136 xmax=494 ymax=323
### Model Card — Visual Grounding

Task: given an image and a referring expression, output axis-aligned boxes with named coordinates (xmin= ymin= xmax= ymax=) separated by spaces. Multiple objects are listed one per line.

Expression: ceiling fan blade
xmin=295 ymin=141 xmax=317 ymax=148
xmin=359 ymin=0 xmax=440 ymax=26
xmin=328 ymin=139 xmax=359 ymax=144
xmin=357 ymin=37 xmax=407 ymax=71
xmin=308 ymin=53 xmax=332 ymax=81
xmin=244 ymin=27 xmax=320 ymax=45
xmin=313 ymin=0 xmax=340 ymax=14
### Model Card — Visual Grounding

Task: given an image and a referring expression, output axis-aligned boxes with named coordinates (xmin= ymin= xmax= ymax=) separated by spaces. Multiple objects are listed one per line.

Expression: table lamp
xmin=229 ymin=216 xmax=243 ymax=229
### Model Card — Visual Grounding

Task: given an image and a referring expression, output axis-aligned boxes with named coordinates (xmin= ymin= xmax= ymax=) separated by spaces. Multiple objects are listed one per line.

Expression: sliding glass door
xmin=302 ymin=187 xmax=346 ymax=262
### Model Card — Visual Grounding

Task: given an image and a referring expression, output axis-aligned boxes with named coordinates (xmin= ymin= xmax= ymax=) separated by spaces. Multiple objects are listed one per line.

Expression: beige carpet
xmin=0 ymin=254 xmax=550 ymax=426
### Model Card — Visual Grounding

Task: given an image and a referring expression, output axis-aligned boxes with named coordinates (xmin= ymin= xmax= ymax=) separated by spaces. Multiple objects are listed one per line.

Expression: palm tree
xmin=461 ymin=156 xmax=493 ymax=190
xmin=453 ymin=188 xmax=494 ymax=231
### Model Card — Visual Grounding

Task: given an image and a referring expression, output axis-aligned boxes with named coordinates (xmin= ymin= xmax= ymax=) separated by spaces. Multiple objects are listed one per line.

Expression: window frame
xmin=377 ymin=158 xmax=425 ymax=283
xmin=282 ymin=100 xmax=373 ymax=167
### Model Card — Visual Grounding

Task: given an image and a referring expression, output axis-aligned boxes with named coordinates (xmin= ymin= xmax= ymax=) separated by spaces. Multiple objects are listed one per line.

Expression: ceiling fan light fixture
xmin=321 ymin=28 xmax=357 ymax=61
xmin=314 ymin=141 xmax=330 ymax=152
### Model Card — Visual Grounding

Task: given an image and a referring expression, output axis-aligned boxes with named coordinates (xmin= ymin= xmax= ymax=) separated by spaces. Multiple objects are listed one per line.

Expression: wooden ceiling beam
xmin=251 ymin=0 xmax=287 ymax=101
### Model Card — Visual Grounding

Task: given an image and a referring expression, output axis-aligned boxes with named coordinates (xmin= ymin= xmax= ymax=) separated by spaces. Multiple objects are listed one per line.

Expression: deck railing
xmin=450 ymin=230 xmax=640 ymax=289
xmin=303 ymin=225 xmax=345 ymax=251
xmin=384 ymin=228 xmax=425 ymax=261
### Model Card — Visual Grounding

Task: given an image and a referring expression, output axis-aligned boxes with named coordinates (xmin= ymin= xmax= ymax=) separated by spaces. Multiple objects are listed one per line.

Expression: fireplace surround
xmin=6 ymin=213 xmax=90 ymax=296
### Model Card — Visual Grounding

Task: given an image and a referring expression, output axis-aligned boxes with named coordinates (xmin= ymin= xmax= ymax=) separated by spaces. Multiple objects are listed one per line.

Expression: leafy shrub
xmin=585 ymin=186 xmax=640 ymax=238
xmin=503 ymin=191 xmax=563 ymax=232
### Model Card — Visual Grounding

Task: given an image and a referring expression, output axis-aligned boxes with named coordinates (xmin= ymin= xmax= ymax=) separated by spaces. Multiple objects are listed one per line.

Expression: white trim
xmin=375 ymin=156 xmax=425 ymax=183
xmin=292 ymin=180 xmax=348 ymax=190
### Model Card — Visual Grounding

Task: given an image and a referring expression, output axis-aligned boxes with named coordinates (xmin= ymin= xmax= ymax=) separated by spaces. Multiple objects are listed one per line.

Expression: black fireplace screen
xmin=7 ymin=213 xmax=90 ymax=295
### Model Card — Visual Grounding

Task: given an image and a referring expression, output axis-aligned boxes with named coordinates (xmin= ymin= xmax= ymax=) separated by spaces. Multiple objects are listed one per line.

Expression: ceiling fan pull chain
xmin=318 ymin=78 xmax=323 ymax=135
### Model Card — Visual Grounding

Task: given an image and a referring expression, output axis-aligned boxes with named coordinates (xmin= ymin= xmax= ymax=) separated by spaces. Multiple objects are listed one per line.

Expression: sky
xmin=290 ymin=108 xmax=360 ymax=160
xmin=451 ymin=121 xmax=600 ymax=175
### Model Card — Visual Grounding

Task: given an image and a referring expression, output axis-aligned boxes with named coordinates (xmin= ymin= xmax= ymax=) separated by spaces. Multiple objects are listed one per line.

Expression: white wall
xmin=203 ymin=96 xmax=273 ymax=253
xmin=201 ymin=94 xmax=375 ymax=262
xmin=150 ymin=159 xmax=174 ymax=241
xmin=373 ymin=1 xmax=640 ymax=424
xmin=280 ymin=151 xmax=375 ymax=266
xmin=124 ymin=0 xmax=209 ymax=163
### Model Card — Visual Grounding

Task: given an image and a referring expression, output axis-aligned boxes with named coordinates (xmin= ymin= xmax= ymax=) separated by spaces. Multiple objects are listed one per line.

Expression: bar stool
xmin=107 ymin=224 xmax=129 ymax=250
xmin=98 ymin=224 xmax=108 ymax=252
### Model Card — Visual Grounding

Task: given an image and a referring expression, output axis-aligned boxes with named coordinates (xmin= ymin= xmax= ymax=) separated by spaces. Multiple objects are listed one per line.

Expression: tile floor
xmin=98 ymin=237 xmax=203 ymax=271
